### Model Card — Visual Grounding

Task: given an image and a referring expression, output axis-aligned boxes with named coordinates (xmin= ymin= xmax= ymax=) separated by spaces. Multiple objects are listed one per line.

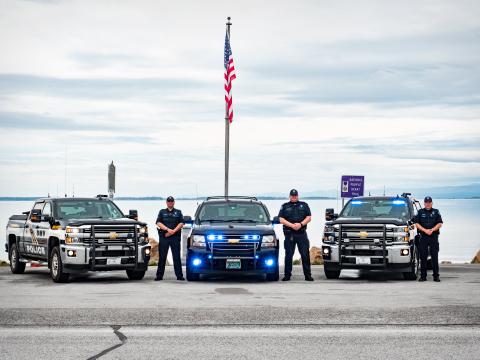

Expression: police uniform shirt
xmin=156 ymin=208 xmax=184 ymax=238
xmin=413 ymin=208 xmax=443 ymax=238
xmin=278 ymin=201 xmax=311 ymax=233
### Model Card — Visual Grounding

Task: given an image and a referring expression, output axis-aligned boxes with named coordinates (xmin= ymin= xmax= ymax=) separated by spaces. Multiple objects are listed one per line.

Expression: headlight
xmin=392 ymin=226 xmax=410 ymax=242
xmin=139 ymin=226 xmax=148 ymax=234
xmin=324 ymin=226 xmax=335 ymax=234
xmin=66 ymin=226 xmax=80 ymax=234
xmin=192 ymin=235 xmax=206 ymax=247
xmin=393 ymin=226 xmax=409 ymax=233
xmin=261 ymin=235 xmax=276 ymax=247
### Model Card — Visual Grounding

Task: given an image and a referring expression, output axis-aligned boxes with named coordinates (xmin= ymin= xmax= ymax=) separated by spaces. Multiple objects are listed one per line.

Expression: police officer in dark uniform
xmin=155 ymin=196 xmax=185 ymax=281
xmin=413 ymin=196 xmax=443 ymax=282
xmin=278 ymin=189 xmax=314 ymax=281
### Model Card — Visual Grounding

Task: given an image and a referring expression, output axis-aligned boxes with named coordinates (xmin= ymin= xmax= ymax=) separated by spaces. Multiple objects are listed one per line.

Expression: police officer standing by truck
xmin=155 ymin=196 xmax=185 ymax=281
xmin=413 ymin=196 xmax=443 ymax=282
xmin=278 ymin=189 xmax=314 ymax=281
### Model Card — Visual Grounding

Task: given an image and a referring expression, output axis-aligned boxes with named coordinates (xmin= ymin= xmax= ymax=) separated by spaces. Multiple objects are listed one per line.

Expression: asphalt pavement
xmin=0 ymin=264 xmax=479 ymax=359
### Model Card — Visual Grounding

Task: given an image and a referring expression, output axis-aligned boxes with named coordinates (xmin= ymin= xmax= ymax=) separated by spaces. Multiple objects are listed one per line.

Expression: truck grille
xmin=338 ymin=225 xmax=393 ymax=243
xmin=83 ymin=225 xmax=137 ymax=246
xmin=208 ymin=240 xmax=259 ymax=258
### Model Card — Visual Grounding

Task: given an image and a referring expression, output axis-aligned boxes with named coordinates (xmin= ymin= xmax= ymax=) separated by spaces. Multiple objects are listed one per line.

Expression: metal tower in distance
xmin=108 ymin=161 xmax=116 ymax=199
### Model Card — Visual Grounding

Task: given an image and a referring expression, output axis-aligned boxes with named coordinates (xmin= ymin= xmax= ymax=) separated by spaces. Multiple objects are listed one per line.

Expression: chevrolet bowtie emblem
xmin=109 ymin=232 xmax=119 ymax=240
xmin=359 ymin=231 xmax=369 ymax=238
xmin=228 ymin=239 xmax=240 ymax=244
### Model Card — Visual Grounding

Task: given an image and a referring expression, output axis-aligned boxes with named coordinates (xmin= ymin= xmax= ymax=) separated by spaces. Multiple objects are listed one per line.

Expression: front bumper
xmin=187 ymin=247 xmax=278 ymax=274
xmin=61 ymin=242 xmax=151 ymax=273
xmin=322 ymin=243 xmax=413 ymax=271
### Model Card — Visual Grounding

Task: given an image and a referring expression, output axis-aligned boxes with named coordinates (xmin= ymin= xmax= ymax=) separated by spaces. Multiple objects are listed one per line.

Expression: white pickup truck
xmin=5 ymin=195 xmax=151 ymax=282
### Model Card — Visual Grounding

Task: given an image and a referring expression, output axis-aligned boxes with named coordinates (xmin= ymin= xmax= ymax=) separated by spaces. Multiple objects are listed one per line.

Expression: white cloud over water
xmin=0 ymin=0 xmax=479 ymax=197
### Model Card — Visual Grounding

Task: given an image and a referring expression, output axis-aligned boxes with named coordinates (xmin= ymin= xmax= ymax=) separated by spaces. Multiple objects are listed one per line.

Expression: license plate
xmin=356 ymin=257 xmax=371 ymax=265
xmin=226 ymin=258 xmax=241 ymax=269
xmin=107 ymin=258 xmax=122 ymax=265
xmin=355 ymin=245 xmax=370 ymax=250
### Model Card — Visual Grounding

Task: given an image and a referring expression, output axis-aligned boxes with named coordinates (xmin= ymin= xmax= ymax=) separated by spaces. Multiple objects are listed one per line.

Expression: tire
xmin=324 ymin=265 xmax=341 ymax=279
xmin=9 ymin=243 xmax=26 ymax=274
xmin=186 ymin=265 xmax=200 ymax=281
xmin=266 ymin=265 xmax=279 ymax=281
xmin=126 ymin=269 xmax=146 ymax=280
xmin=403 ymin=247 xmax=419 ymax=280
xmin=50 ymin=246 xmax=69 ymax=283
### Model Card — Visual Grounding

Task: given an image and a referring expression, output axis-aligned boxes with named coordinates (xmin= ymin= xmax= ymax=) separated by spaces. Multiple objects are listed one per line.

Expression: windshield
xmin=197 ymin=202 xmax=270 ymax=224
xmin=55 ymin=200 xmax=124 ymax=220
xmin=341 ymin=198 xmax=410 ymax=220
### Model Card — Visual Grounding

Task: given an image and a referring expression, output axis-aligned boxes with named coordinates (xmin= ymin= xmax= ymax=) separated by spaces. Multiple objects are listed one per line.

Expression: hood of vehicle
xmin=192 ymin=223 xmax=275 ymax=235
xmin=63 ymin=218 xmax=146 ymax=227
xmin=327 ymin=217 xmax=408 ymax=226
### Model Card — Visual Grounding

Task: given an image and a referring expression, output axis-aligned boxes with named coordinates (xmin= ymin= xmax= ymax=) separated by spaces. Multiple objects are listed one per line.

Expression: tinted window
xmin=197 ymin=202 xmax=269 ymax=224
xmin=42 ymin=203 xmax=52 ymax=217
xmin=341 ymin=199 xmax=410 ymax=220
xmin=55 ymin=200 xmax=124 ymax=220
xmin=33 ymin=202 xmax=44 ymax=211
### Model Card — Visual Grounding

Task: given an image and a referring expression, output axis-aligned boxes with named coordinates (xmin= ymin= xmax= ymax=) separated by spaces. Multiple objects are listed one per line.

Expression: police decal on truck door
xmin=25 ymin=202 xmax=48 ymax=257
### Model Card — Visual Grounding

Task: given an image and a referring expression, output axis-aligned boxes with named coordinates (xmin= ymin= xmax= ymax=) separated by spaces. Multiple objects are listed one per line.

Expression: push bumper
xmin=61 ymin=243 xmax=151 ymax=273
xmin=187 ymin=247 xmax=278 ymax=274
xmin=322 ymin=243 xmax=413 ymax=272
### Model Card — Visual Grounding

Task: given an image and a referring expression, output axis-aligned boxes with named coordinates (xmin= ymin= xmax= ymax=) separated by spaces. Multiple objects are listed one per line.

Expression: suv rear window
xmin=197 ymin=202 xmax=270 ymax=224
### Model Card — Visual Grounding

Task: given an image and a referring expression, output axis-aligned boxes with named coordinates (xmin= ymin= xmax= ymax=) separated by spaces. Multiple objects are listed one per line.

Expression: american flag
xmin=224 ymin=30 xmax=236 ymax=123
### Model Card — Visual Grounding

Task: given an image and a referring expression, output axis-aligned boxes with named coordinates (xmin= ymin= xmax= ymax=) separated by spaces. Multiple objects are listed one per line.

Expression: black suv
xmin=184 ymin=196 xmax=279 ymax=281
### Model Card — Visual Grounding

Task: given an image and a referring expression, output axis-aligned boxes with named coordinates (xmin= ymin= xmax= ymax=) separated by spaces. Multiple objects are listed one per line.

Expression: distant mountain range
xmin=259 ymin=183 xmax=480 ymax=200
xmin=1 ymin=183 xmax=479 ymax=201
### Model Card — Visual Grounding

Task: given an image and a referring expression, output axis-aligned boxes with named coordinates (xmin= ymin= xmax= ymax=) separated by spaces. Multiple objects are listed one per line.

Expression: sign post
xmin=340 ymin=175 xmax=365 ymax=207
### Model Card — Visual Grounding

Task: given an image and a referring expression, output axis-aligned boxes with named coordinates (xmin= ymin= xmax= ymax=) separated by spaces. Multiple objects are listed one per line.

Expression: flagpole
xmin=224 ymin=16 xmax=232 ymax=197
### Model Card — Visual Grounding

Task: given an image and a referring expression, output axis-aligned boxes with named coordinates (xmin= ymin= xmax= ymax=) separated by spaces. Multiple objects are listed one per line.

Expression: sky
xmin=0 ymin=0 xmax=479 ymax=197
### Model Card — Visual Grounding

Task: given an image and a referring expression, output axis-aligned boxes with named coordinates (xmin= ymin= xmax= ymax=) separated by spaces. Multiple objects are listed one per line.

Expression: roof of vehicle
xmin=350 ymin=196 xmax=413 ymax=202
xmin=203 ymin=196 xmax=263 ymax=205
xmin=34 ymin=197 xmax=114 ymax=202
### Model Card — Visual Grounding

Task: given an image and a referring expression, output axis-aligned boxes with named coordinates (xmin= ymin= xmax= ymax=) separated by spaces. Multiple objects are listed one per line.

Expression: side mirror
xmin=129 ymin=210 xmax=138 ymax=221
xmin=272 ymin=216 xmax=280 ymax=225
xmin=325 ymin=208 xmax=334 ymax=221
xmin=183 ymin=215 xmax=193 ymax=224
xmin=30 ymin=209 xmax=42 ymax=223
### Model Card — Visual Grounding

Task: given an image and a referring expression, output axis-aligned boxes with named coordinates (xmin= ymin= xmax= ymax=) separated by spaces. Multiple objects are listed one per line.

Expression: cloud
xmin=0 ymin=74 xmax=209 ymax=100
xmin=0 ymin=0 xmax=479 ymax=196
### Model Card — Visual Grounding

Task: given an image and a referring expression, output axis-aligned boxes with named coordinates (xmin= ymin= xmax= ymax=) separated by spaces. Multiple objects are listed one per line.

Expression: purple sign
xmin=341 ymin=175 xmax=364 ymax=198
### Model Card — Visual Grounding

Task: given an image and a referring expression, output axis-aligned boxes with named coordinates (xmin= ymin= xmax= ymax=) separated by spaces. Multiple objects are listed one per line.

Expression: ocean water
xmin=1 ymin=199 xmax=479 ymax=264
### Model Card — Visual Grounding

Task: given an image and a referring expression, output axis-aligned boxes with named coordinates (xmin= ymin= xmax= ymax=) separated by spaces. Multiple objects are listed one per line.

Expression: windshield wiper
xmin=225 ymin=219 xmax=257 ymax=223
xmin=200 ymin=219 xmax=226 ymax=223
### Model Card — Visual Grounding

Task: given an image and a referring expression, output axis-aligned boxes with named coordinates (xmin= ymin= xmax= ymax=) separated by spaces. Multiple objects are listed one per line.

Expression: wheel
xmin=403 ymin=247 xmax=419 ymax=280
xmin=126 ymin=269 xmax=146 ymax=280
xmin=186 ymin=265 xmax=200 ymax=281
xmin=266 ymin=265 xmax=279 ymax=281
xmin=50 ymin=246 xmax=69 ymax=283
xmin=9 ymin=243 xmax=26 ymax=274
xmin=324 ymin=265 xmax=341 ymax=279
